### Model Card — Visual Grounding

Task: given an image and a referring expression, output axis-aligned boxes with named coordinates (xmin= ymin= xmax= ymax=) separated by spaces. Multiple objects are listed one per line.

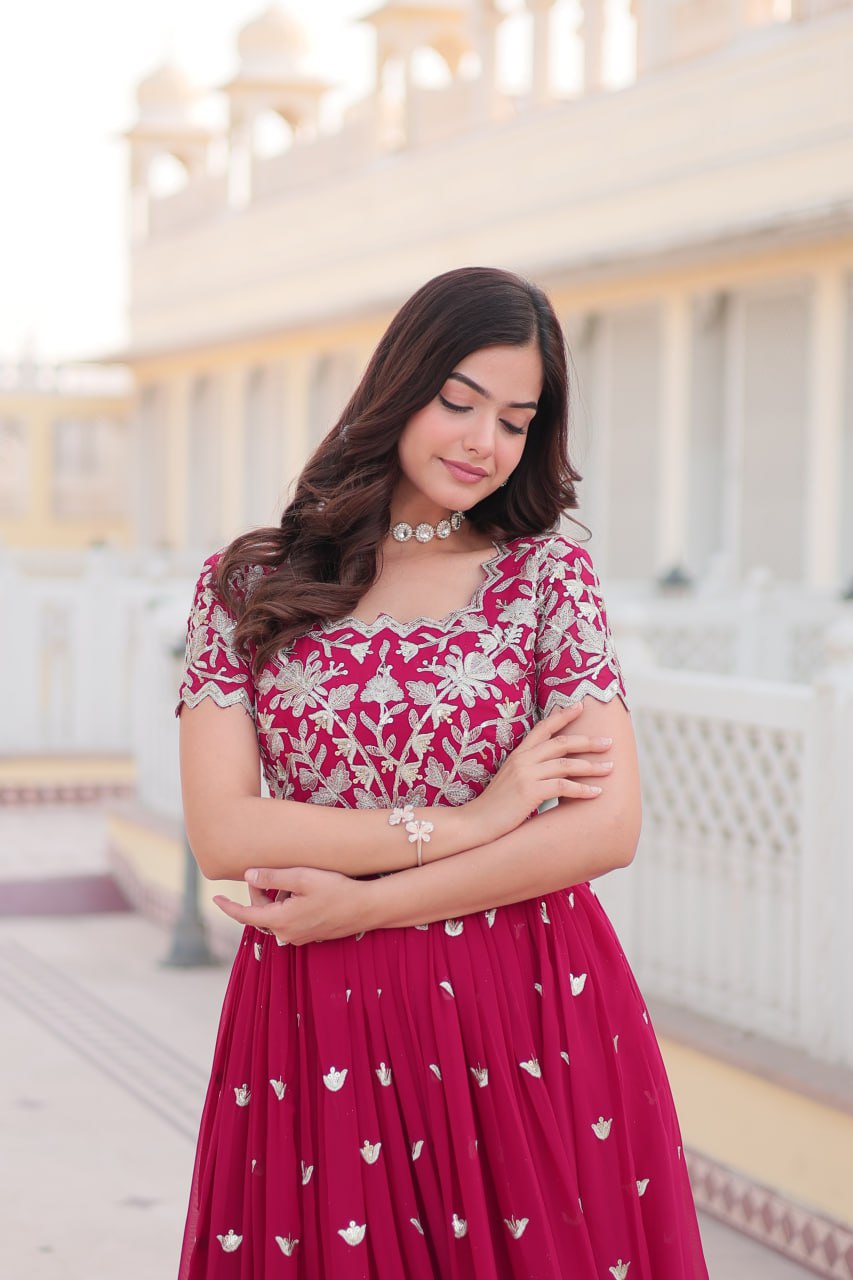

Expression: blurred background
xmin=1 ymin=2 xmax=852 ymax=1277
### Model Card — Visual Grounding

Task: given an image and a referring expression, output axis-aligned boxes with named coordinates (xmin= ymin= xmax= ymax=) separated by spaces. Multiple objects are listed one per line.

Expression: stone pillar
xmin=473 ymin=2 xmax=503 ymax=122
xmin=656 ymin=291 xmax=691 ymax=575
xmin=633 ymin=0 xmax=670 ymax=75
xmin=228 ymin=120 xmax=254 ymax=210
xmin=529 ymin=0 xmax=556 ymax=105
xmin=804 ymin=267 xmax=846 ymax=589
xmin=219 ymin=364 xmax=246 ymax=542
xmin=164 ymin=375 xmax=192 ymax=551
xmin=581 ymin=0 xmax=605 ymax=92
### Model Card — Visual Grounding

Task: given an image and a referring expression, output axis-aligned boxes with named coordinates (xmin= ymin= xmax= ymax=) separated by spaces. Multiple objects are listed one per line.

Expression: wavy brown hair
xmin=216 ymin=266 xmax=582 ymax=673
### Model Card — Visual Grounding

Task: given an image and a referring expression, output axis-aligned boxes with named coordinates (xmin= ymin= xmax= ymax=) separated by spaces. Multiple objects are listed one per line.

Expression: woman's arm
xmin=213 ymin=696 xmax=640 ymax=943
xmin=179 ymin=697 xmax=610 ymax=881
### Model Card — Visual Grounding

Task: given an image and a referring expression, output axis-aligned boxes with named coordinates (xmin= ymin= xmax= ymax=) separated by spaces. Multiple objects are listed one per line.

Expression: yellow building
xmin=0 ymin=361 xmax=132 ymax=552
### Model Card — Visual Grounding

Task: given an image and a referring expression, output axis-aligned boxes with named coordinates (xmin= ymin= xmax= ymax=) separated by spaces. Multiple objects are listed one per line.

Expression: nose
xmin=462 ymin=411 xmax=498 ymax=456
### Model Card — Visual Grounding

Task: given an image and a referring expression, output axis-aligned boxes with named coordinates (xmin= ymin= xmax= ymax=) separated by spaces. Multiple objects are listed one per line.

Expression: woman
xmin=176 ymin=266 xmax=709 ymax=1278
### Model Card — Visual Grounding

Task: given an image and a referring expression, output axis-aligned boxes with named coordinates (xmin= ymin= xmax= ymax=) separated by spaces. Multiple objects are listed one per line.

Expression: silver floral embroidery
xmin=613 ymin=1034 xmax=620 ymax=1053
xmin=217 ymin=1229 xmax=242 ymax=1252
xmin=270 ymin=1077 xmax=286 ymax=1101
xmin=323 ymin=1066 xmax=348 ymax=1091
xmin=429 ymin=1063 xmax=442 ymax=1081
xmin=534 ymin=982 xmax=543 ymax=996
xmin=540 ymin=901 xmax=550 ymax=924
xmin=504 ymin=1216 xmax=530 ymax=1239
xmin=519 ymin=1058 xmax=542 ymax=1078
xmin=338 ymin=1221 xmax=366 ymax=1247
xmin=452 ymin=1213 xmax=468 ymax=1239
xmin=275 ymin=1235 xmax=299 ymax=1256
xmin=410 ymin=1217 xmax=424 ymax=1234
xmin=234 ymin=1084 xmax=251 ymax=1107
xmin=592 ymin=1116 xmax=613 ymax=1140
xmin=301 ymin=1161 xmax=314 ymax=1185
xmin=360 ymin=1140 xmax=381 ymax=1164
xmin=439 ymin=980 xmax=455 ymax=997
xmin=411 ymin=1139 xmax=424 ymax=1160
xmin=636 ymin=1178 xmax=649 ymax=1196
xmin=469 ymin=1064 xmax=489 ymax=1087
xmin=484 ymin=909 xmax=497 ymax=927
xmin=253 ymin=941 xmax=263 ymax=961
xmin=445 ymin=919 xmax=464 ymax=936
xmin=561 ymin=1050 xmax=570 ymax=1066
xmin=610 ymin=1262 xmax=631 ymax=1279
xmin=570 ymin=972 xmax=587 ymax=996
xmin=375 ymin=1062 xmax=392 ymax=1087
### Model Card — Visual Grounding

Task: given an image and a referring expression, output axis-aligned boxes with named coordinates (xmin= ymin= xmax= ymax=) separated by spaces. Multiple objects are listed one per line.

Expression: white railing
xmin=597 ymin=640 xmax=853 ymax=1069
xmin=610 ymin=577 xmax=850 ymax=682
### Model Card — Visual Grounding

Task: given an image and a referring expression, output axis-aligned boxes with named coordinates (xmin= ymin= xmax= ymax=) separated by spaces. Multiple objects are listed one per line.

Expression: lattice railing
xmin=596 ymin=666 xmax=853 ymax=1069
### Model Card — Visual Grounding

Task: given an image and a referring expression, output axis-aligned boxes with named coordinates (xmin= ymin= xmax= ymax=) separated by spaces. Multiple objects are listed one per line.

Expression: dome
xmin=236 ymin=5 xmax=311 ymax=77
xmin=136 ymin=62 xmax=196 ymax=123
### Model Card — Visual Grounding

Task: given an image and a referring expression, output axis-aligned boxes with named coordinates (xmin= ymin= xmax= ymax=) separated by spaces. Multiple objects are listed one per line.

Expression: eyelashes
xmin=438 ymin=394 xmax=526 ymax=436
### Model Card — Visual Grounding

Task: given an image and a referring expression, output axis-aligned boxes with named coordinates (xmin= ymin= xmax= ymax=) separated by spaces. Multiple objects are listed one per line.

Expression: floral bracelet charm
xmin=388 ymin=805 xmax=432 ymax=866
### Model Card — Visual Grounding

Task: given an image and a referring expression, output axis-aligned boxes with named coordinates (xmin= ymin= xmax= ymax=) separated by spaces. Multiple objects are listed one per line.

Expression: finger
xmin=248 ymin=883 xmax=271 ymax=908
xmin=213 ymin=895 xmax=287 ymax=929
xmin=245 ymin=867 xmax=305 ymax=893
xmin=547 ymin=757 xmax=614 ymax=777
xmin=534 ymin=733 xmax=613 ymax=760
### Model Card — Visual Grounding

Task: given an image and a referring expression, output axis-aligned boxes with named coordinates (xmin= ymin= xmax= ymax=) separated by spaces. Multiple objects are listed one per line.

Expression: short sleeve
xmin=534 ymin=536 xmax=627 ymax=717
xmin=175 ymin=554 xmax=256 ymax=721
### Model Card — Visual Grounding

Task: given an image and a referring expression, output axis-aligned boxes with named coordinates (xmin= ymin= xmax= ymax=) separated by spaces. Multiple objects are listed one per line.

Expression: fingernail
xmin=594 ymin=737 xmax=613 ymax=747
xmin=589 ymin=785 xmax=602 ymax=794
xmin=246 ymin=869 xmax=259 ymax=883
xmin=602 ymin=761 xmax=614 ymax=770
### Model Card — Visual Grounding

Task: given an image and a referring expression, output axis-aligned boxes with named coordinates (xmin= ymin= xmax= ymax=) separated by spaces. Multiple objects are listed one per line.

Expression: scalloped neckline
xmin=311 ymin=541 xmax=510 ymax=639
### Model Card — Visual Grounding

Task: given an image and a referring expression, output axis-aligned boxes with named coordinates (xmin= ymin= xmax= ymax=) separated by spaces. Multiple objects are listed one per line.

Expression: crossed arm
xmin=178 ymin=693 xmax=640 ymax=942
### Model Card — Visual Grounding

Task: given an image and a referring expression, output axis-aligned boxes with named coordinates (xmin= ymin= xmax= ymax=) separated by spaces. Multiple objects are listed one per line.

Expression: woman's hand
xmin=213 ymin=866 xmax=370 ymax=946
xmin=462 ymin=700 xmax=613 ymax=847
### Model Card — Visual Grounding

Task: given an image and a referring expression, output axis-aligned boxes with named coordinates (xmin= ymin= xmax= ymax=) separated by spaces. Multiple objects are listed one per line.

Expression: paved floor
xmin=0 ymin=807 xmax=820 ymax=1279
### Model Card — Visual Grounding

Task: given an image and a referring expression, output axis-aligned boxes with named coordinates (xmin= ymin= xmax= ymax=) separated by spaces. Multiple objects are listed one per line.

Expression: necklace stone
xmin=391 ymin=511 xmax=465 ymax=544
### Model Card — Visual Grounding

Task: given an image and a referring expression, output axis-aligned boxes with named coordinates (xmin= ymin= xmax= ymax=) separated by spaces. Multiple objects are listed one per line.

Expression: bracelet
xmin=389 ymin=804 xmax=434 ymax=868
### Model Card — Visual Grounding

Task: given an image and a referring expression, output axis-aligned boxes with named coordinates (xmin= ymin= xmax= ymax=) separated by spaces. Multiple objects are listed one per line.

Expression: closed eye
xmin=438 ymin=394 xmax=470 ymax=413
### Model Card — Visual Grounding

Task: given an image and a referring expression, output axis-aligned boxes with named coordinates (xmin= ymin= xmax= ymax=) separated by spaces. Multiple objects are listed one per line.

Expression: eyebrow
xmin=448 ymin=371 xmax=538 ymax=411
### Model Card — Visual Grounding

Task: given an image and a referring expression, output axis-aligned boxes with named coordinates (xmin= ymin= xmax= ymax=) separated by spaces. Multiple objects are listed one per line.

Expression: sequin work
xmin=176 ymin=535 xmax=708 ymax=1279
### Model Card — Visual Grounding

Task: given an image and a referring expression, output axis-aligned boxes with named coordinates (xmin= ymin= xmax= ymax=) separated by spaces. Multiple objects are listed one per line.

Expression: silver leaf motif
xmin=469 ymin=1064 xmax=489 ymax=1087
xmin=613 ymin=1034 xmax=620 ymax=1053
xmin=275 ymin=1235 xmax=299 ymax=1256
xmin=439 ymin=980 xmax=455 ymax=997
xmin=560 ymin=1050 xmax=570 ymax=1066
xmin=570 ymin=972 xmax=587 ymax=996
xmin=609 ymin=1262 xmax=631 ymax=1280
xmin=445 ymin=919 xmax=464 ymax=936
xmin=301 ymin=1161 xmax=314 ymax=1186
xmin=519 ymin=1058 xmax=541 ymax=1078
xmin=270 ymin=1077 xmax=286 ymax=1101
xmin=534 ymin=982 xmax=543 ymax=996
xmin=253 ymin=941 xmax=263 ymax=961
xmin=452 ymin=1213 xmax=468 ymax=1239
xmin=429 ymin=1063 xmax=442 ymax=1081
xmin=540 ymin=901 xmax=550 ymax=924
xmin=504 ymin=1216 xmax=530 ymax=1239
xmin=359 ymin=1140 xmax=381 ymax=1164
xmin=636 ymin=1178 xmax=649 ymax=1197
xmin=410 ymin=1217 xmax=424 ymax=1234
xmin=411 ymin=1139 xmax=424 ymax=1160
xmin=234 ymin=1084 xmax=251 ymax=1107
xmin=375 ymin=1061 xmax=392 ymax=1087
xmin=484 ymin=909 xmax=497 ymax=927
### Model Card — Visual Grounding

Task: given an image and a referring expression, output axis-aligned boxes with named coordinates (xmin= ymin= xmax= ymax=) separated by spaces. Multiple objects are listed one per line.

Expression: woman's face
xmin=394 ymin=343 xmax=543 ymax=519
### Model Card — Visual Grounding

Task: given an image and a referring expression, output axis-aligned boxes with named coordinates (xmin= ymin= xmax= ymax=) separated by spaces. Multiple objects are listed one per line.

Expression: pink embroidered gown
xmin=175 ymin=534 xmax=708 ymax=1280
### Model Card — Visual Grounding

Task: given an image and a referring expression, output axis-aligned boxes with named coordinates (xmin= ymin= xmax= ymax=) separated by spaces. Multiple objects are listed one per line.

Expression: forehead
xmin=451 ymin=343 xmax=543 ymax=399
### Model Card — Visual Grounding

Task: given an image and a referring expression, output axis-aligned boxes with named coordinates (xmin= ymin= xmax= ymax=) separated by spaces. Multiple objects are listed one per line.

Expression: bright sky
xmin=0 ymin=2 xmax=373 ymax=364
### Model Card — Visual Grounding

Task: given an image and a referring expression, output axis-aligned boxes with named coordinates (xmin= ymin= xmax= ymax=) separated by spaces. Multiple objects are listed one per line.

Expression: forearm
xmin=362 ymin=794 xmax=641 ymax=929
xmin=188 ymin=795 xmax=476 ymax=882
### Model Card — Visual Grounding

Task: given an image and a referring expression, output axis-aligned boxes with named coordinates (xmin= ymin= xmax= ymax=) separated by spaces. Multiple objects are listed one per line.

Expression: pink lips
xmin=442 ymin=459 xmax=488 ymax=483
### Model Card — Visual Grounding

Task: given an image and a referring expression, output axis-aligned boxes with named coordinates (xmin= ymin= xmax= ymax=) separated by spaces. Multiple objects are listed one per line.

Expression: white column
xmin=529 ymin=0 xmax=556 ymax=105
xmin=219 ymin=364 xmax=246 ymax=541
xmin=721 ymin=293 xmax=745 ymax=581
xmin=656 ymin=292 xmax=691 ymax=573
xmin=473 ymin=3 xmax=503 ymax=122
xmin=633 ymin=0 xmax=669 ymax=75
xmin=165 ymin=375 xmax=192 ymax=551
xmin=228 ymin=121 xmax=253 ymax=209
xmin=581 ymin=0 xmax=605 ymax=92
xmin=804 ymin=268 xmax=846 ymax=589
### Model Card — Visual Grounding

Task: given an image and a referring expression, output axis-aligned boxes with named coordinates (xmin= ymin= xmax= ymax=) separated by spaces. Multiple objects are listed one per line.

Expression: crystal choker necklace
xmin=391 ymin=511 xmax=465 ymax=544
